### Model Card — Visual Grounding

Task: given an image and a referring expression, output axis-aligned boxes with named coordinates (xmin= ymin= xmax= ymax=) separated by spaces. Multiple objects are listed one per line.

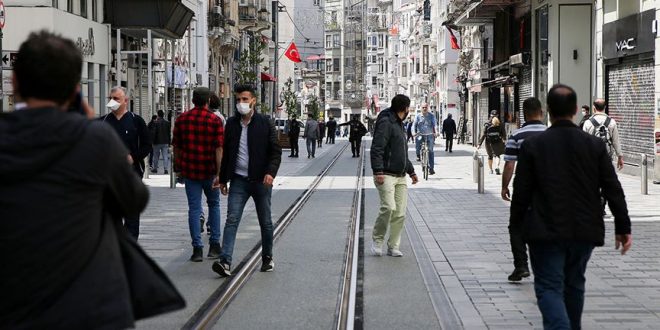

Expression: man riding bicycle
xmin=413 ymin=103 xmax=437 ymax=175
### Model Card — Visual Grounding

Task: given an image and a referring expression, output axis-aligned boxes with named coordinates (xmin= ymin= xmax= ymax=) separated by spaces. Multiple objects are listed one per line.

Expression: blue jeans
xmin=152 ymin=144 xmax=169 ymax=171
xmin=184 ymin=178 xmax=221 ymax=248
xmin=415 ymin=134 xmax=435 ymax=171
xmin=529 ymin=241 xmax=594 ymax=330
xmin=306 ymin=138 xmax=316 ymax=157
xmin=221 ymin=176 xmax=273 ymax=264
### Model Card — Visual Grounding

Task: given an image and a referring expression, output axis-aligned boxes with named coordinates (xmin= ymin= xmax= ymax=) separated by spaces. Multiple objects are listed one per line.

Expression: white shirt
xmin=582 ymin=112 xmax=623 ymax=157
xmin=235 ymin=118 xmax=250 ymax=177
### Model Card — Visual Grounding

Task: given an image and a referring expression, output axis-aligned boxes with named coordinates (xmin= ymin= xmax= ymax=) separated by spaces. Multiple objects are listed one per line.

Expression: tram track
xmin=182 ymin=142 xmax=366 ymax=330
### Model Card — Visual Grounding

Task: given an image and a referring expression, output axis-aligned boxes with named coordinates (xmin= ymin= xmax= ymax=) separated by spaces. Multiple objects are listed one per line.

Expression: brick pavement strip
xmin=404 ymin=142 xmax=660 ymax=329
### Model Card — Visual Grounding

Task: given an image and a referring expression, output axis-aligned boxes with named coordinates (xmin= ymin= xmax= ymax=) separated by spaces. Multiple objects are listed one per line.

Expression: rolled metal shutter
xmin=606 ymin=60 xmax=655 ymax=165
xmin=518 ymin=67 xmax=533 ymax=125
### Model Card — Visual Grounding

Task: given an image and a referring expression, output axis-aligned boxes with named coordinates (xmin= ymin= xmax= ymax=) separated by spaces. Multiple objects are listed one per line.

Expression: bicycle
xmin=417 ymin=133 xmax=432 ymax=180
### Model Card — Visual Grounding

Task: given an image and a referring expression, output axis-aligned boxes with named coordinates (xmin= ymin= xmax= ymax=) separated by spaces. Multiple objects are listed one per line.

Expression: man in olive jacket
xmin=511 ymin=84 xmax=631 ymax=329
xmin=370 ymin=95 xmax=418 ymax=258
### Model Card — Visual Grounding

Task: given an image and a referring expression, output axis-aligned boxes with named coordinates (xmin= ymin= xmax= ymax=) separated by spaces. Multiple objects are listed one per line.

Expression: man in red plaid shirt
xmin=172 ymin=87 xmax=224 ymax=262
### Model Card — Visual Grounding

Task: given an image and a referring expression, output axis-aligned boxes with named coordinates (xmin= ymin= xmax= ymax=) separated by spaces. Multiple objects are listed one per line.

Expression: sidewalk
xmin=403 ymin=141 xmax=660 ymax=329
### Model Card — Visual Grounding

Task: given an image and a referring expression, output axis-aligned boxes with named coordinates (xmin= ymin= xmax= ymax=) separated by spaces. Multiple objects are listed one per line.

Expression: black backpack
xmin=589 ymin=117 xmax=613 ymax=157
xmin=486 ymin=125 xmax=502 ymax=144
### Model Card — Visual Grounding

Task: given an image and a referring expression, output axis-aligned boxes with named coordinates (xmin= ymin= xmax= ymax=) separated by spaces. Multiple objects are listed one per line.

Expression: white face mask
xmin=106 ymin=99 xmax=121 ymax=111
xmin=236 ymin=102 xmax=251 ymax=115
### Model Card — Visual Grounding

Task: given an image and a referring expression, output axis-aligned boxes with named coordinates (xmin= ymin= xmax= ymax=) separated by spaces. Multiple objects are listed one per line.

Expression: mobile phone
xmin=68 ymin=91 xmax=84 ymax=115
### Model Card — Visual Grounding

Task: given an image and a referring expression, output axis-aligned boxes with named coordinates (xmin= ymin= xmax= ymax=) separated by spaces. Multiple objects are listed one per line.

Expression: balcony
xmin=377 ymin=0 xmax=393 ymax=6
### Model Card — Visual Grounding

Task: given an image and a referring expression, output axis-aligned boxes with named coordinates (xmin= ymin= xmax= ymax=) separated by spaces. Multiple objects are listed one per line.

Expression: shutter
xmin=606 ymin=60 xmax=655 ymax=164
xmin=518 ymin=67 xmax=532 ymax=126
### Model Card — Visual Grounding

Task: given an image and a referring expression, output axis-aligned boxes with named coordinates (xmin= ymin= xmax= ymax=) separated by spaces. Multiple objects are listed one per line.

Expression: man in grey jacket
xmin=370 ymin=95 xmax=418 ymax=257
xmin=304 ymin=114 xmax=319 ymax=159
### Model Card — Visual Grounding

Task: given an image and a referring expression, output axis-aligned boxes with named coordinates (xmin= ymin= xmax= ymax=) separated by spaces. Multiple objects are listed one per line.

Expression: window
xmin=333 ymin=58 xmax=340 ymax=72
xmin=371 ymin=55 xmax=377 ymax=64
xmin=401 ymin=63 xmax=407 ymax=77
xmin=423 ymin=45 xmax=429 ymax=74
xmin=333 ymin=82 xmax=340 ymax=100
xmin=372 ymin=77 xmax=377 ymax=85
xmin=326 ymin=82 xmax=332 ymax=96
xmin=378 ymin=34 xmax=384 ymax=48
xmin=333 ymin=34 xmax=340 ymax=48
xmin=92 ymin=0 xmax=97 ymax=21
xmin=326 ymin=35 xmax=333 ymax=48
xmin=377 ymin=57 xmax=384 ymax=73
xmin=81 ymin=0 xmax=87 ymax=18
xmin=313 ymin=0 xmax=320 ymax=5
xmin=326 ymin=59 xmax=333 ymax=72
xmin=415 ymin=59 xmax=420 ymax=74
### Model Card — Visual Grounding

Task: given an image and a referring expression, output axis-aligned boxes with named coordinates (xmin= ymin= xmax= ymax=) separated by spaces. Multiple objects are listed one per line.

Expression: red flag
xmin=446 ymin=27 xmax=460 ymax=50
xmin=284 ymin=42 xmax=302 ymax=63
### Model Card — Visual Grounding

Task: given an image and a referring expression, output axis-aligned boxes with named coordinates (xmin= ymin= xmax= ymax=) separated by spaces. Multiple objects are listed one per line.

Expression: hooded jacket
xmin=0 ymin=107 xmax=154 ymax=328
xmin=371 ymin=108 xmax=415 ymax=176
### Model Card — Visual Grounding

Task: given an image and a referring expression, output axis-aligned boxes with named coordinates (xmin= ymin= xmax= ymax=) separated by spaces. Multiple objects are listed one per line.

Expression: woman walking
xmin=477 ymin=116 xmax=506 ymax=175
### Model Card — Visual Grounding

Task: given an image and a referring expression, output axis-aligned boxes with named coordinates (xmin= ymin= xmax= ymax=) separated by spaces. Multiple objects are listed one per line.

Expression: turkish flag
xmin=446 ymin=27 xmax=460 ymax=50
xmin=284 ymin=42 xmax=302 ymax=63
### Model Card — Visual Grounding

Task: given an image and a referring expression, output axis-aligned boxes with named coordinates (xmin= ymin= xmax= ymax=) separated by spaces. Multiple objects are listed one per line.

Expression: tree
xmin=307 ymin=95 xmax=320 ymax=120
xmin=282 ymin=77 xmax=298 ymax=118
xmin=235 ymin=35 xmax=267 ymax=86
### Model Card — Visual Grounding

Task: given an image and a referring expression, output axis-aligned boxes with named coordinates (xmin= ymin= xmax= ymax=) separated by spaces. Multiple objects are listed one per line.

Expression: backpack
xmin=486 ymin=125 xmax=502 ymax=144
xmin=589 ymin=117 xmax=613 ymax=157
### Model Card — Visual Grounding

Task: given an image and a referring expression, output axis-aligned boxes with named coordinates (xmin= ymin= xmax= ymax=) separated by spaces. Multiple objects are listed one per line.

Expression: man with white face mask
xmin=99 ymin=86 xmax=152 ymax=239
xmin=212 ymin=84 xmax=282 ymax=277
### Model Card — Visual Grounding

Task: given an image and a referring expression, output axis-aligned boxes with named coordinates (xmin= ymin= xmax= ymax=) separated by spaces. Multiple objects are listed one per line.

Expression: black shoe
xmin=507 ymin=267 xmax=531 ymax=282
xmin=151 ymin=169 xmax=157 ymax=174
xmin=294 ymin=154 xmax=299 ymax=157
xmin=212 ymin=260 xmax=232 ymax=277
xmin=261 ymin=256 xmax=274 ymax=272
xmin=164 ymin=170 xmax=168 ymax=175
xmin=449 ymin=150 xmax=452 ymax=153
xmin=190 ymin=247 xmax=203 ymax=262
xmin=495 ymin=168 xmax=501 ymax=175
xmin=200 ymin=214 xmax=205 ymax=233
xmin=288 ymin=154 xmax=294 ymax=157
xmin=207 ymin=243 xmax=221 ymax=259
xmin=308 ymin=155 xmax=311 ymax=159
xmin=429 ymin=169 xmax=435 ymax=175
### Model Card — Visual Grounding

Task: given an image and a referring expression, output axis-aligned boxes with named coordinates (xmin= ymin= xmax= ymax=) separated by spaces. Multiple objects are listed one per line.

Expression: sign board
xmin=0 ymin=1 xmax=6 ymax=30
xmin=2 ymin=51 xmax=17 ymax=69
xmin=602 ymin=10 xmax=656 ymax=59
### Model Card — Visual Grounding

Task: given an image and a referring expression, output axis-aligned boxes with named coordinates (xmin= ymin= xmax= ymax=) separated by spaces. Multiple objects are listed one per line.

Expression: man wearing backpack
xmin=583 ymin=99 xmax=624 ymax=170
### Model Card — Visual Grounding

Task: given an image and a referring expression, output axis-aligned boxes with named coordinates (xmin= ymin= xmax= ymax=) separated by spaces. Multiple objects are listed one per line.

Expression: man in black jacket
xmin=442 ymin=113 xmax=457 ymax=152
xmin=213 ymin=84 xmax=282 ymax=277
xmin=151 ymin=110 xmax=171 ymax=174
xmin=511 ymin=84 xmax=632 ymax=329
xmin=287 ymin=114 xmax=301 ymax=157
xmin=0 ymin=30 xmax=164 ymax=329
xmin=100 ymin=86 xmax=152 ymax=239
xmin=326 ymin=116 xmax=337 ymax=144
xmin=338 ymin=115 xmax=368 ymax=157
xmin=370 ymin=95 xmax=418 ymax=258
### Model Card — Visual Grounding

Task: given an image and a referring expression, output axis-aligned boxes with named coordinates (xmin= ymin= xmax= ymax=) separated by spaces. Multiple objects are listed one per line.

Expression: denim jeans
xmin=529 ymin=241 xmax=594 ymax=330
xmin=306 ymin=138 xmax=316 ymax=157
xmin=152 ymin=144 xmax=169 ymax=171
xmin=415 ymin=134 xmax=435 ymax=170
xmin=220 ymin=176 xmax=273 ymax=264
xmin=184 ymin=178 xmax=221 ymax=248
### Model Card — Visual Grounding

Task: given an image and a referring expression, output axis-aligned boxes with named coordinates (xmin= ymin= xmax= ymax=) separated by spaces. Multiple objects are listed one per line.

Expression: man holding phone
xmin=99 ymin=86 xmax=152 ymax=239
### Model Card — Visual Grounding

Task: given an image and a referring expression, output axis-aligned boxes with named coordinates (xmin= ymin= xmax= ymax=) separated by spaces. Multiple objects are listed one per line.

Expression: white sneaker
xmin=387 ymin=248 xmax=403 ymax=257
xmin=370 ymin=241 xmax=383 ymax=256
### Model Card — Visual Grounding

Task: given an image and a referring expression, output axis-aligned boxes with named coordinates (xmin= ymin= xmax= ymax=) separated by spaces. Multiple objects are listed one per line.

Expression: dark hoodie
xmin=371 ymin=108 xmax=415 ymax=176
xmin=0 ymin=107 xmax=150 ymax=328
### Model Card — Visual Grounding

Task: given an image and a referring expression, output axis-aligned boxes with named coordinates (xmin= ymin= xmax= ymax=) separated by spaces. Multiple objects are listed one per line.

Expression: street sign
xmin=0 ymin=1 xmax=5 ymax=30
xmin=2 ymin=51 xmax=16 ymax=69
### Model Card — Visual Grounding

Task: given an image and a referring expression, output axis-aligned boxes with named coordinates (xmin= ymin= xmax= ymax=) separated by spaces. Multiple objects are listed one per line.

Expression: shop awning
xmin=306 ymin=54 xmax=325 ymax=61
xmin=104 ymin=0 xmax=194 ymax=39
xmin=468 ymin=75 xmax=516 ymax=92
xmin=450 ymin=0 xmax=512 ymax=26
xmin=261 ymin=72 xmax=277 ymax=82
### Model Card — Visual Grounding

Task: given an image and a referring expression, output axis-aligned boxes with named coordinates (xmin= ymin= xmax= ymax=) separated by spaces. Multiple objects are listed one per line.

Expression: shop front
xmin=603 ymin=10 xmax=656 ymax=166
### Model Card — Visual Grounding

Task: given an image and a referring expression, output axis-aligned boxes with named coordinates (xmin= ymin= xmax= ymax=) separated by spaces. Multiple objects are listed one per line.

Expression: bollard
xmin=170 ymin=146 xmax=176 ymax=189
xmin=641 ymin=153 xmax=648 ymax=195
xmin=473 ymin=150 xmax=480 ymax=183
xmin=478 ymin=155 xmax=485 ymax=194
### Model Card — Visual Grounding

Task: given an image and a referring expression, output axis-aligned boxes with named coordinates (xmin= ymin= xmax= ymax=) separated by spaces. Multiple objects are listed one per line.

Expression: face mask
xmin=236 ymin=102 xmax=251 ymax=115
xmin=106 ymin=99 xmax=121 ymax=111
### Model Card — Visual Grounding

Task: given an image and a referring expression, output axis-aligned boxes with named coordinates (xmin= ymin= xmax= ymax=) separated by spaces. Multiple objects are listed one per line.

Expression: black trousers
xmin=326 ymin=130 xmax=336 ymax=144
xmin=508 ymin=222 xmax=528 ymax=269
xmin=289 ymin=136 xmax=299 ymax=156
xmin=445 ymin=134 xmax=454 ymax=151
xmin=350 ymin=138 xmax=362 ymax=156
xmin=318 ymin=137 xmax=323 ymax=147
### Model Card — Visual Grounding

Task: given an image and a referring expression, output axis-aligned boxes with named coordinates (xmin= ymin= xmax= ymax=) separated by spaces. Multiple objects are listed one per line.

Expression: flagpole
xmin=272 ymin=0 xmax=278 ymax=118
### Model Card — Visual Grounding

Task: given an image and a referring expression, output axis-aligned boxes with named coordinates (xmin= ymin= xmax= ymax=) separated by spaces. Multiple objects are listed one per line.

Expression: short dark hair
xmin=593 ymin=99 xmax=606 ymax=111
xmin=192 ymin=87 xmax=210 ymax=107
xmin=390 ymin=94 xmax=410 ymax=113
xmin=546 ymin=84 xmax=578 ymax=118
xmin=581 ymin=105 xmax=590 ymax=111
xmin=157 ymin=110 xmax=164 ymax=118
xmin=14 ymin=31 xmax=83 ymax=105
xmin=522 ymin=97 xmax=542 ymax=118
xmin=151 ymin=115 xmax=158 ymax=120
xmin=209 ymin=92 xmax=221 ymax=109
xmin=234 ymin=84 xmax=257 ymax=98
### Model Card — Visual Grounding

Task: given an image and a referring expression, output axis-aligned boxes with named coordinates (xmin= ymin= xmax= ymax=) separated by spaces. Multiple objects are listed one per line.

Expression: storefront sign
xmin=76 ymin=28 xmax=95 ymax=57
xmin=603 ymin=10 xmax=655 ymax=59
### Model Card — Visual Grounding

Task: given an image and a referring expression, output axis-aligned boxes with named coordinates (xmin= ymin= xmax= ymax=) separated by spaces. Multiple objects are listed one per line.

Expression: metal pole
xmin=478 ymin=155 xmax=485 ymax=194
xmin=147 ymin=29 xmax=153 ymax=117
xmin=0 ymin=28 xmax=4 ymax=113
xmin=641 ymin=153 xmax=648 ymax=195
xmin=272 ymin=0 xmax=278 ymax=117
xmin=170 ymin=39 xmax=177 ymax=189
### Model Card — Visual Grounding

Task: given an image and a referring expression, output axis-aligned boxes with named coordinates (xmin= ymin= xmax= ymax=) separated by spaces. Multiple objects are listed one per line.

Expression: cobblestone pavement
xmin=404 ymin=139 xmax=660 ymax=329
